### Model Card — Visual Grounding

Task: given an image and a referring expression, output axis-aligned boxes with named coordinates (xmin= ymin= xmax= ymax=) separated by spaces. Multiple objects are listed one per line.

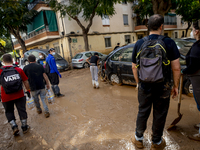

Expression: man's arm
xmin=171 ymin=58 xmax=181 ymax=98
xmin=43 ymin=73 xmax=50 ymax=89
xmin=86 ymin=57 xmax=91 ymax=65
xmin=132 ymin=63 xmax=139 ymax=84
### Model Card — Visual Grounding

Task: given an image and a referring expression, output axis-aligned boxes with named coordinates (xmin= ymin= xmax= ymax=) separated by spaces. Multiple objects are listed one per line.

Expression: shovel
xmin=167 ymin=74 xmax=183 ymax=130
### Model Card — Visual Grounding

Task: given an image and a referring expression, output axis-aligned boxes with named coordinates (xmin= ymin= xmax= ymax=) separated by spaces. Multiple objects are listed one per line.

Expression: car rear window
xmin=73 ymin=54 xmax=83 ymax=59
xmin=85 ymin=53 xmax=92 ymax=57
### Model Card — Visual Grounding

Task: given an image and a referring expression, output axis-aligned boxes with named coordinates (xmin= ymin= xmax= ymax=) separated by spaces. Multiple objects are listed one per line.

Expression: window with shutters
xmin=102 ymin=15 xmax=110 ymax=26
xmin=123 ymin=14 xmax=128 ymax=25
xmin=53 ymin=43 xmax=61 ymax=54
xmin=104 ymin=37 xmax=112 ymax=48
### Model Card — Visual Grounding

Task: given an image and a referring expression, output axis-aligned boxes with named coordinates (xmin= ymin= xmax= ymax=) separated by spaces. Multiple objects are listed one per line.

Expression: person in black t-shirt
xmin=114 ymin=43 xmax=120 ymax=51
xmin=23 ymin=55 xmax=51 ymax=118
xmin=131 ymin=14 xmax=181 ymax=149
xmin=86 ymin=52 xmax=100 ymax=88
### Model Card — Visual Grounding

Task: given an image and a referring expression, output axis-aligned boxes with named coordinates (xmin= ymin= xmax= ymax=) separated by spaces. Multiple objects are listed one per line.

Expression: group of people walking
xmin=0 ymin=14 xmax=200 ymax=150
xmin=0 ymin=48 xmax=63 ymax=135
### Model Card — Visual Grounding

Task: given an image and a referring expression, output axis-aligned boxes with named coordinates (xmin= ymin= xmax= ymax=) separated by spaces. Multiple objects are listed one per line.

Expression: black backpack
xmin=136 ymin=35 xmax=170 ymax=83
xmin=0 ymin=67 xmax=22 ymax=94
xmin=45 ymin=60 xmax=50 ymax=74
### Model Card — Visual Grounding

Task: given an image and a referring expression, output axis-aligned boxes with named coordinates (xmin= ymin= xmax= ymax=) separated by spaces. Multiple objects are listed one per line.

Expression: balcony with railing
xmin=135 ymin=14 xmax=177 ymax=31
xmin=28 ymin=0 xmax=46 ymax=10
xmin=14 ymin=10 xmax=60 ymax=49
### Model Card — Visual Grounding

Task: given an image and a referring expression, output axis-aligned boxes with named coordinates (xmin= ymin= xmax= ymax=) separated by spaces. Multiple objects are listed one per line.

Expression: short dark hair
xmin=94 ymin=52 xmax=98 ymax=56
xmin=2 ymin=54 xmax=13 ymax=63
xmin=148 ymin=14 xmax=164 ymax=31
xmin=28 ymin=55 xmax=36 ymax=62
xmin=39 ymin=53 xmax=45 ymax=58
xmin=117 ymin=43 xmax=120 ymax=45
xmin=48 ymin=48 xmax=55 ymax=53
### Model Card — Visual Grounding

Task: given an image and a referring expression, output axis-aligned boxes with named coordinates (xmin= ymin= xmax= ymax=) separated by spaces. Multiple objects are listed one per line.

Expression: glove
xmin=25 ymin=90 xmax=31 ymax=98
xmin=59 ymin=74 xmax=62 ymax=78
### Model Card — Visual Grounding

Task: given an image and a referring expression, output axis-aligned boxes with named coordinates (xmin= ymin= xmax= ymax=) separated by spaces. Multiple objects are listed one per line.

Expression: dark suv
xmin=105 ymin=41 xmax=193 ymax=97
xmin=23 ymin=49 xmax=69 ymax=71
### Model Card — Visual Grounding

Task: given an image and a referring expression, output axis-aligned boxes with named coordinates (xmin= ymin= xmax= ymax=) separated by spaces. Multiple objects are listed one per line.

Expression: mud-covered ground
xmin=0 ymin=68 xmax=200 ymax=150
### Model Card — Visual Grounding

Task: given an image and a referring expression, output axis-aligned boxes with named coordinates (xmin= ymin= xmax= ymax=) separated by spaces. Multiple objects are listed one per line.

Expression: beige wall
xmin=61 ymin=3 xmax=134 ymax=35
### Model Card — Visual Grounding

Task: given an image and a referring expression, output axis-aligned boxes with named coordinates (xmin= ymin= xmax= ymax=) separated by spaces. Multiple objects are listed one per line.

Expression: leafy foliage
xmin=0 ymin=0 xmax=37 ymax=52
xmin=0 ymin=37 xmax=13 ymax=56
xmin=48 ymin=0 xmax=121 ymax=51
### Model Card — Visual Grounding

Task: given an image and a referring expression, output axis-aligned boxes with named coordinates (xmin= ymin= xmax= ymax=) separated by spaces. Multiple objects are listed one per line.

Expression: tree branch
xmin=66 ymin=12 xmax=86 ymax=31
xmin=86 ymin=1 xmax=99 ymax=33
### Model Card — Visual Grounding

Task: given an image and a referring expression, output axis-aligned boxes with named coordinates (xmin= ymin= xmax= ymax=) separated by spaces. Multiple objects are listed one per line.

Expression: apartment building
xmin=13 ymin=0 xmax=192 ymax=61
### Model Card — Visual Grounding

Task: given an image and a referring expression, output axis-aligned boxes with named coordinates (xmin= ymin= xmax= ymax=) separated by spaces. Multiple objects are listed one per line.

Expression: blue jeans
xmin=31 ymin=89 xmax=49 ymax=112
xmin=193 ymin=92 xmax=200 ymax=111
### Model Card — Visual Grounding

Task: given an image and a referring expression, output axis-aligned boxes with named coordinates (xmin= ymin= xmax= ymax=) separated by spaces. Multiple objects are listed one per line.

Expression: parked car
xmin=181 ymin=37 xmax=197 ymax=43
xmin=105 ymin=44 xmax=136 ymax=86
xmin=23 ymin=49 xmax=69 ymax=71
xmin=72 ymin=51 xmax=107 ymax=68
xmin=104 ymin=40 xmax=194 ymax=97
xmin=173 ymin=38 xmax=194 ymax=96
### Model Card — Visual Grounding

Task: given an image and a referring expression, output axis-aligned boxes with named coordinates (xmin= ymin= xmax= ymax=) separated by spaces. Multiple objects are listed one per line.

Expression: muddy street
xmin=0 ymin=68 xmax=200 ymax=150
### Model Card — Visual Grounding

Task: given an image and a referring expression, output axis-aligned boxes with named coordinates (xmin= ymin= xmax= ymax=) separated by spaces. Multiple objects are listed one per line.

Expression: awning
xmin=27 ymin=11 xmax=45 ymax=34
xmin=45 ymin=10 xmax=58 ymax=32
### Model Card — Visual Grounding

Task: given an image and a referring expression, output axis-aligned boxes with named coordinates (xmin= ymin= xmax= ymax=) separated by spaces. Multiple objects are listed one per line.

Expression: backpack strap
xmin=142 ymin=36 xmax=149 ymax=42
xmin=157 ymin=35 xmax=166 ymax=40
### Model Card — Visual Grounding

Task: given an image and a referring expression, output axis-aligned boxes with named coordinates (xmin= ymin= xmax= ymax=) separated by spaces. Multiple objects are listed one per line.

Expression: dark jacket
xmin=182 ymin=40 xmax=200 ymax=75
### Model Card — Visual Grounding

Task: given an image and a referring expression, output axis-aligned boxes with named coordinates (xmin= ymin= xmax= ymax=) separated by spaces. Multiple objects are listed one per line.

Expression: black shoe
xmin=12 ymin=125 xmax=19 ymax=136
xmin=56 ymin=93 xmax=65 ymax=98
xmin=37 ymin=108 xmax=42 ymax=114
xmin=21 ymin=125 xmax=30 ymax=134
xmin=44 ymin=112 xmax=50 ymax=118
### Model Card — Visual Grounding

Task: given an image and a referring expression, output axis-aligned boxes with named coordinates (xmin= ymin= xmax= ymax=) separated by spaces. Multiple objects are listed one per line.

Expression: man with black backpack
xmin=132 ymin=14 xmax=181 ymax=149
xmin=0 ymin=54 xmax=31 ymax=136
xmin=46 ymin=48 xmax=64 ymax=98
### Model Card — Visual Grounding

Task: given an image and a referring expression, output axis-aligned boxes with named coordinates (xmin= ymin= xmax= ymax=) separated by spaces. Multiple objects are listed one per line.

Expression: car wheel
xmin=109 ymin=74 xmax=122 ymax=85
xmin=83 ymin=62 xmax=89 ymax=68
xmin=24 ymin=60 xmax=29 ymax=66
xmin=184 ymin=80 xmax=193 ymax=97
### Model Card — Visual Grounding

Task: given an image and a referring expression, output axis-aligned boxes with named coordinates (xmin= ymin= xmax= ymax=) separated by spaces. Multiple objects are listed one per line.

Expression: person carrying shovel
xmin=182 ymin=21 xmax=200 ymax=141
xmin=131 ymin=14 xmax=181 ymax=149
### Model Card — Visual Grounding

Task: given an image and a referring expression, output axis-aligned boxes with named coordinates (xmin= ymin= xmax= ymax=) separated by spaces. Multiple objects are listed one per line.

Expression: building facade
xmin=13 ymin=0 xmax=192 ymax=62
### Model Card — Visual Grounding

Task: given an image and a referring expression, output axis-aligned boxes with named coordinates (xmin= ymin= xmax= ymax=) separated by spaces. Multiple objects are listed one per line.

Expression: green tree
xmin=0 ymin=0 xmax=37 ymax=53
xmin=48 ymin=0 xmax=121 ymax=51
xmin=0 ymin=37 xmax=13 ymax=56
xmin=176 ymin=0 xmax=200 ymax=37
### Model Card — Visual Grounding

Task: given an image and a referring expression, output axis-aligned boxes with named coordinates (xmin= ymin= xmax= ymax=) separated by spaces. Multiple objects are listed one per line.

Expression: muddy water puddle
xmin=0 ymin=69 xmax=200 ymax=149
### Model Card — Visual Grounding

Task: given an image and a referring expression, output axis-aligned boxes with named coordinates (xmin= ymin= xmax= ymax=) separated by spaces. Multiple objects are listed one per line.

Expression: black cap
xmin=48 ymin=48 xmax=55 ymax=53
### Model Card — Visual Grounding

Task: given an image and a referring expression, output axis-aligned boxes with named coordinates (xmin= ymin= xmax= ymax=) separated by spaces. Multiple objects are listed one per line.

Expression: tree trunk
xmin=9 ymin=27 xmax=27 ymax=53
xmin=83 ymin=31 xmax=89 ymax=51
xmin=185 ymin=22 xmax=192 ymax=37
xmin=16 ymin=36 xmax=26 ymax=53
xmin=151 ymin=0 xmax=172 ymax=16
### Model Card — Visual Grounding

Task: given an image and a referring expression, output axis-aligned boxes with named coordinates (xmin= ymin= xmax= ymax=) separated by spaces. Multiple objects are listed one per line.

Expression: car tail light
xmin=104 ymin=61 xmax=107 ymax=70
xmin=78 ymin=59 xmax=84 ymax=62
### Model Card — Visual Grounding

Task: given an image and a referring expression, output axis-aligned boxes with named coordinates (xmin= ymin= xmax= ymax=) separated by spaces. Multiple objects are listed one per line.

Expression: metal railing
xmin=28 ymin=0 xmax=46 ymax=10
xmin=13 ymin=26 xmax=49 ymax=45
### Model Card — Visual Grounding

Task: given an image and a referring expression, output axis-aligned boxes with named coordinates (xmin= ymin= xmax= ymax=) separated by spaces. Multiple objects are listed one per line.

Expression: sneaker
xmin=188 ymin=133 xmax=200 ymax=141
xmin=37 ymin=108 xmax=42 ymax=114
xmin=45 ymin=112 xmax=50 ymax=118
xmin=131 ymin=136 xmax=144 ymax=149
xmin=194 ymin=124 xmax=200 ymax=130
xmin=151 ymin=138 xmax=166 ymax=150
xmin=56 ymin=93 xmax=65 ymax=98
xmin=12 ymin=125 xmax=19 ymax=136
xmin=21 ymin=125 xmax=30 ymax=134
